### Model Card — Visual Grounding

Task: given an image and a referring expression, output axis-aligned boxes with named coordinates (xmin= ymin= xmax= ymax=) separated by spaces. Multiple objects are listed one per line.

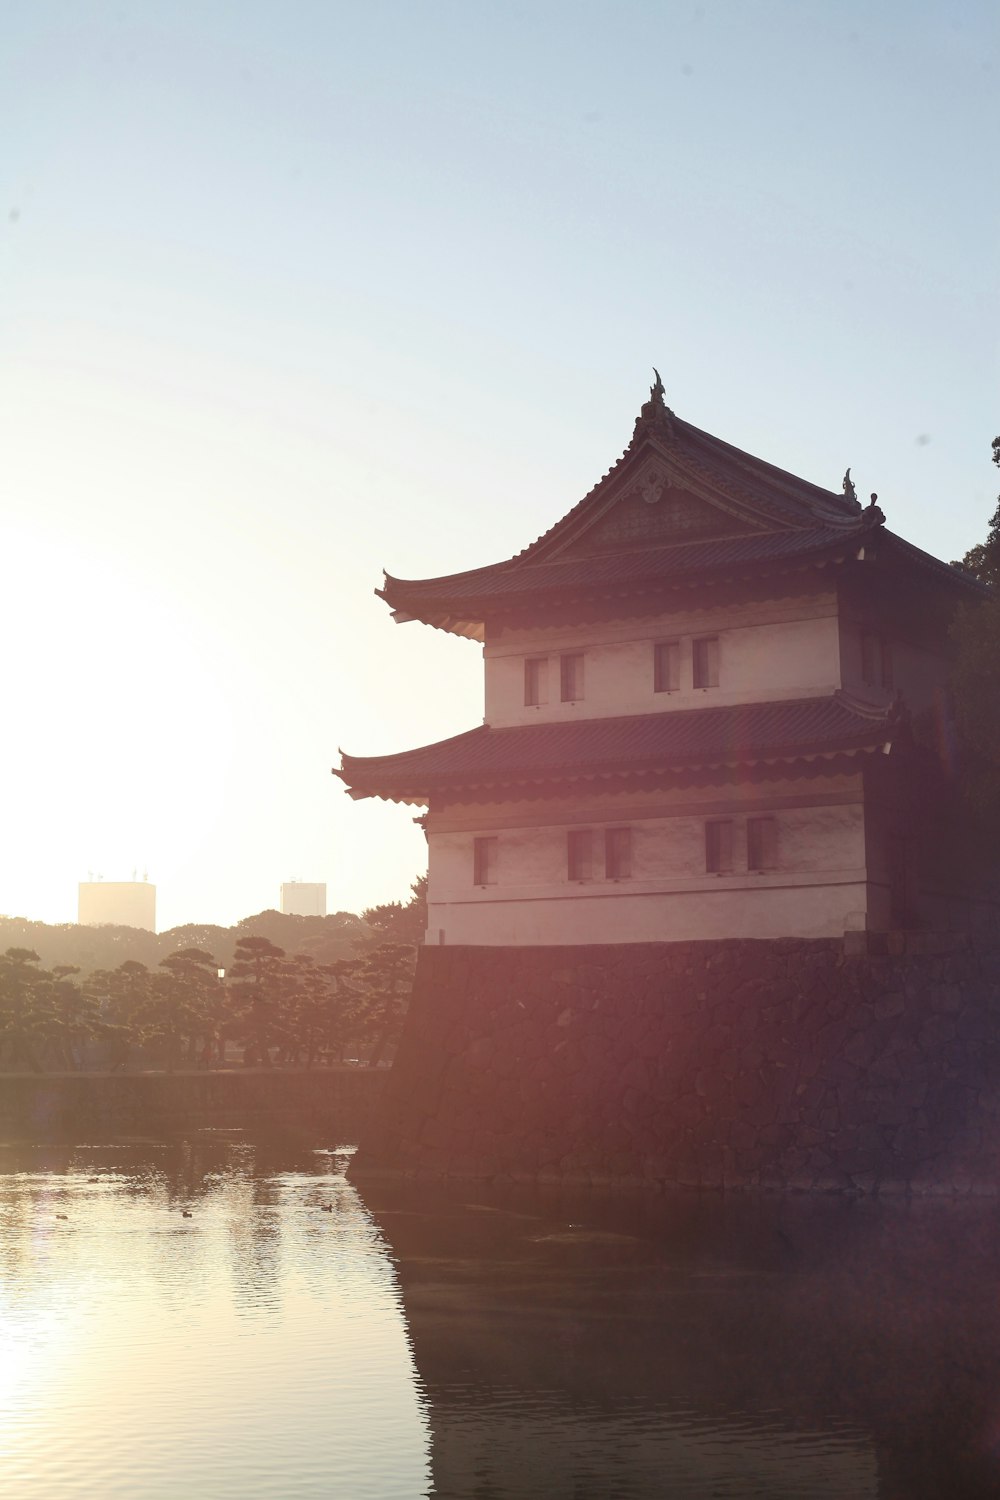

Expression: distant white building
xmin=280 ymin=881 xmax=327 ymax=917
xmin=78 ymin=880 xmax=156 ymax=932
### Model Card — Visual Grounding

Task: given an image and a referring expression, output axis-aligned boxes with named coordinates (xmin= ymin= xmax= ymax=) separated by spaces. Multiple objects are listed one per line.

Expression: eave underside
xmin=337 ymin=695 xmax=898 ymax=806
xmin=379 ymin=529 xmax=874 ymax=641
xmin=345 ymin=749 xmax=889 ymax=807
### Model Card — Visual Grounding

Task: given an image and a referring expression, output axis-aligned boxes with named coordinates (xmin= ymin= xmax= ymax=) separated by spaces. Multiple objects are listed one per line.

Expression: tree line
xmin=0 ymin=907 xmax=367 ymax=977
xmin=950 ymin=434 xmax=1000 ymax=855
xmin=0 ymin=879 xmax=426 ymax=1075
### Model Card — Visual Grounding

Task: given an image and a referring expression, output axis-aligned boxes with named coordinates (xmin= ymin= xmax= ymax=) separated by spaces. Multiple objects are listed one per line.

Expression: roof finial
xmin=632 ymin=366 xmax=675 ymax=442
xmin=842 ymin=467 xmax=857 ymax=503
xmin=865 ymin=491 xmax=885 ymax=524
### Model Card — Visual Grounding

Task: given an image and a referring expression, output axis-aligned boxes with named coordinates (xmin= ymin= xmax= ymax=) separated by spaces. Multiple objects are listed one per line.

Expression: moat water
xmin=2 ymin=1139 xmax=1000 ymax=1499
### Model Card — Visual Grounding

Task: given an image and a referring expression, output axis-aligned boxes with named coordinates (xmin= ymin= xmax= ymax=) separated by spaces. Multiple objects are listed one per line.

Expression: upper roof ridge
xmin=510 ymin=374 xmax=865 ymax=568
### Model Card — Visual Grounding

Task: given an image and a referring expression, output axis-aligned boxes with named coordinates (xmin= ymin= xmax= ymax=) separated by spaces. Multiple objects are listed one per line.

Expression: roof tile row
xmin=338 ymin=694 xmax=897 ymax=802
xmin=381 ymin=523 xmax=874 ymax=611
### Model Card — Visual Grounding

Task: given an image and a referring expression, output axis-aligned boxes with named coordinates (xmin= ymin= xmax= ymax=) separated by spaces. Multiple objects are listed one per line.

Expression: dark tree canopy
xmin=0 ymin=879 xmax=428 ymax=1074
xmin=944 ymin=435 xmax=1000 ymax=865
xmin=0 ymin=909 xmax=367 ymax=978
xmin=954 ymin=436 xmax=1000 ymax=586
xmin=361 ymin=874 xmax=427 ymax=947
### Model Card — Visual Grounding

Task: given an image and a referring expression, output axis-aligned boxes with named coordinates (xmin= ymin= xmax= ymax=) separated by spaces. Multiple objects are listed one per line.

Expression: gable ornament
xmin=640 ymin=467 xmax=667 ymax=505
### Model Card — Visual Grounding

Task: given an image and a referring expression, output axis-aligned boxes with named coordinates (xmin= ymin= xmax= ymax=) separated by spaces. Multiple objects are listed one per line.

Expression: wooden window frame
xmin=560 ymin=652 xmax=585 ymax=703
xmin=693 ymin=636 xmax=720 ymax=689
xmin=604 ymin=826 xmax=632 ymax=881
xmin=567 ymin=828 xmax=594 ymax=882
xmin=862 ymin=630 xmax=894 ymax=689
xmin=705 ymin=819 xmax=734 ymax=875
xmin=524 ymin=657 xmax=549 ymax=707
xmin=747 ymin=815 xmax=778 ymax=873
xmin=473 ymin=836 xmax=498 ymax=886
xmin=653 ymin=640 xmax=681 ymax=694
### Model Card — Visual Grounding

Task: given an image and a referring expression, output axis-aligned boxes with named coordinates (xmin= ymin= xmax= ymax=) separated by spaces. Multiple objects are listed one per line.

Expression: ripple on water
xmin=0 ymin=1145 xmax=431 ymax=1499
xmin=4 ymin=1147 xmax=1000 ymax=1498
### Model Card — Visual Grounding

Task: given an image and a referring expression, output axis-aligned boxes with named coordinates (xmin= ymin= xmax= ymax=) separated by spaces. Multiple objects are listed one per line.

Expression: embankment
xmin=353 ymin=934 xmax=1000 ymax=1193
xmin=0 ymin=1066 xmax=385 ymax=1143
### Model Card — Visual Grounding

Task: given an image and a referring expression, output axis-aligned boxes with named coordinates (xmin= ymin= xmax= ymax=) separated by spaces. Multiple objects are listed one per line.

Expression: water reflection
xmin=3 ymin=1144 xmax=1000 ymax=1498
xmin=0 ymin=1141 xmax=431 ymax=1499
xmin=362 ymin=1182 xmax=1000 ymax=1500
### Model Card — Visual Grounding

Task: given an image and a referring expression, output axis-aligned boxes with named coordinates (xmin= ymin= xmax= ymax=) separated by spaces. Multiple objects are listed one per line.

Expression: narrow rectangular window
xmin=705 ymin=820 xmax=734 ymax=874
xmin=560 ymin=652 xmax=584 ymax=702
xmin=888 ymin=834 xmax=911 ymax=927
xmin=473 ymin=836 xmax=498 ymax=886
xmin=524 ymin=657 xmax=548 ymax=706
xmin=653 ymin=640 xmax=680 ymax=693
xmin=861 ymin=631 xmax=878 ymax=686
xmin=567 ymin=829 xmax=593 ymax=882
xmin=605 ymin=826 xmax=632 ymax=880
xmin=693 ymin=636 xmax=720 ymax=689
xmin=747 ymin=816 xmax=778 ymax=873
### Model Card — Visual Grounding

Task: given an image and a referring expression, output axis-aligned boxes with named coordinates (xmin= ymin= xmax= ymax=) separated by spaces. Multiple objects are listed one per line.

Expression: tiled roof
xmin=377 ymin=386 xmax=985 ymax=636
xmin=383 ymin=522 xmax=874 ymax=610
xmin=514 ymin=403 xmax=863 ymax=563
xmin=337 ymin=694 xmax=898 ymax=803
xmin=879 ymin=530 xmax=991 ymax=595
xmin=381 ymin=521 xmax=983 ymax=639
xmin=376 ymin=386 xmax=883 ymax=635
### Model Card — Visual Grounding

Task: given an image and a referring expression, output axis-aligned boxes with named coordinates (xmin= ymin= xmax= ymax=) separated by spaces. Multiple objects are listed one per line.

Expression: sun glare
xmin=0 ymin=1303 xmax=74 ymax=1446
xmin=0 ymin=521 xmax=231 ymax=923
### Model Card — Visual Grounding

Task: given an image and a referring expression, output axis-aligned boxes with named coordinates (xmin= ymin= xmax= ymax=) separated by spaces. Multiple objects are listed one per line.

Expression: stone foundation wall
xmin=0 ymin=1066 xmax=384 ymax=1144
xmin=353 ymin=936 xmax=1000 ymax=1193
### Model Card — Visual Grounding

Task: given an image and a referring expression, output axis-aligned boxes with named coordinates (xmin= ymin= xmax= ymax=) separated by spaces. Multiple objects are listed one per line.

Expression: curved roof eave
xmin=335 ymin=742 xmax=894 ymax=807
xmin=335 ymin=693 xmax=900 ymax=804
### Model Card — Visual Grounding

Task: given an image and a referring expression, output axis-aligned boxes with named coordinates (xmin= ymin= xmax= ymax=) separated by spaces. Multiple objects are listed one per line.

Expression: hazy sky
xmin=1 ymin=1 xmax=997 ymax=930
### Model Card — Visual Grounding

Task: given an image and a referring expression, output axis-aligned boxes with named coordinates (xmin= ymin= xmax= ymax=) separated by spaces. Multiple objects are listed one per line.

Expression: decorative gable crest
xmin=638 ymin=466 xmax=668 ymax=505
xmin=558 ymin=465 xmax=757 ymax=557
xmin=528 ymin=371 xmax=822 ymax=565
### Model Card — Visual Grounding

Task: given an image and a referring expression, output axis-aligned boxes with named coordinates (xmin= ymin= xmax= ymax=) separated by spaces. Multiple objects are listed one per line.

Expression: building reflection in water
xmin=3 ymin=1140 xmax=1000 ymax=1498
xmin=361 ymin=1180 xmax=1000 ymax=1500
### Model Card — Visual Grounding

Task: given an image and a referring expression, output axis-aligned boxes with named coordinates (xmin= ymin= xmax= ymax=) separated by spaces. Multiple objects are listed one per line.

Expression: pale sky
xmin=1 ymin=0 xmax=997 ymax=930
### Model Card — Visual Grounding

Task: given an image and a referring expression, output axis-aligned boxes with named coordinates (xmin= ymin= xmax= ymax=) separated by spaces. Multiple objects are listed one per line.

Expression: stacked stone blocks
xmin=354 ymin=934 xmax=1000 ymax=1195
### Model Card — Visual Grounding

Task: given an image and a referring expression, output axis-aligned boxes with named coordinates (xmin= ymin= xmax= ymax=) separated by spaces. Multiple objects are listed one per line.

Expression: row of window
xmin=524 ymin=651 xmax=585 ymax=706
xmin=524 ymin=638 xmax=719 ymax=706
xmin=522 ymin=629 xmax=892 ymax=708
xmin=472 ymin=817 xmax=778 ymax=886
xmin=706 ymin=816 xmax=778 ymax=874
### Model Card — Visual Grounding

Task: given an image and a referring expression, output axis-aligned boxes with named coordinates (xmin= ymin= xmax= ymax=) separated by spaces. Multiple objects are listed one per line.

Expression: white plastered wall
xmin=424 ymin=776 xmax=872 ymax=946
xmin=484 ymin=594 xmax=842 ymax=727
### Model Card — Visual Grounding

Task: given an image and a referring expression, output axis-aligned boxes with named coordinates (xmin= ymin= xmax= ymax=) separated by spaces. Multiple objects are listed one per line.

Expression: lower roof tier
xmin=336 ymin=692 xmax=900 ymax=804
